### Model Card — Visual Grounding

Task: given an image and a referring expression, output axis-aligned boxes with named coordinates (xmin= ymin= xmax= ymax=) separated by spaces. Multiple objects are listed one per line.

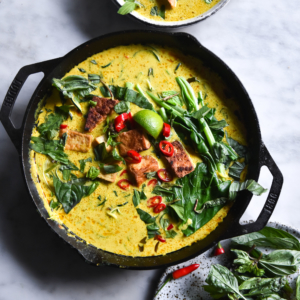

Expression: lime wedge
xmin=133 ymin=110 xmax=163 ymax=139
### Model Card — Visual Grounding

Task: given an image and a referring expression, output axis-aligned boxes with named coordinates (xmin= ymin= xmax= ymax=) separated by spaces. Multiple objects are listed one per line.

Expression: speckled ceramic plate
xmin=154 ymin=222 xmax=300 ymax=299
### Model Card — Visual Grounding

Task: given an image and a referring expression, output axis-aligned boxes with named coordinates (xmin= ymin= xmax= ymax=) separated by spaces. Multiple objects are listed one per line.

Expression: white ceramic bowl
xmin=112 ymin=0 xmax=231 ymax=28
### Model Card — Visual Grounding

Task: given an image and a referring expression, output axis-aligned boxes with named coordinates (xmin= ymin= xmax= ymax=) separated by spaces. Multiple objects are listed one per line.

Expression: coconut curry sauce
xmin=30 ymin=44 xmax=248 ymax=257
xmin=127 ymin=0 xmax=221 ymax=22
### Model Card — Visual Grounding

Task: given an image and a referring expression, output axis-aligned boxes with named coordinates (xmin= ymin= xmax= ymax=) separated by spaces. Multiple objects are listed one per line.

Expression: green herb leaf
xmin=49 ymin=199 xmax=61 ymax=210
xmin=90 ymin=60 xmax=97 ymax=65
xmin=296 ymin=275 xmax=300 ymax=300
xmin=147 ymin=223 xmax=161 ymax=239
xmin=229 ymin=161 xmax=245 ymax=180
xmin=239 ymin=277 xmax=287 ymax=297
xmin=174 ymin=63 xmax=181 ymax=73
xmin=78 ymin=68 xmax=86 ymax=73
xmin=124 ymin=88 xmax=154 ymax=110
xmin=229 ymin=180 xmax=267 ymax=200
xmin=101 ymin=62 xmax=112 ymax=68
xmin=101 ymin=164 xmax=123 ymax=174
xmin=136 ymin=208 xmax=156 ymax=224
xmin=204 ymin=264 xmax=247 ymax=300
xmin=88 ymin=74 xmax=101 ymax=84
xmin=53 ymin=75 xmax=97 ymax=112
xmin=114 ymin=101 xmax=130 ymax=114
xmin=86 ymin=166 xmax=100 ymax=180
xmin=79 ymin=157 xmax=92 ymax=173
xmin=118 ymin=1 xmax=138 ymax=15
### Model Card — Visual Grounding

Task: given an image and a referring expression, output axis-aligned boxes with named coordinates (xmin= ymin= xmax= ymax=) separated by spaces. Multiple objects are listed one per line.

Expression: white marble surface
xmin=0 ymin=0 xmax=299 ymax=299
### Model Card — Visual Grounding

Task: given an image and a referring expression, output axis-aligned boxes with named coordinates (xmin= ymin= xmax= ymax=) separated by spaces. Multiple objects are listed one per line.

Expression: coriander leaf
xmin=86 ymin=166 xmax=100 ymax=180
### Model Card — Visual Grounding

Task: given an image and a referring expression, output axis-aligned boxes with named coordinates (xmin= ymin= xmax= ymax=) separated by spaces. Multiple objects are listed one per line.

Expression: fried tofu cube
xmin=95 ymin=135 xmax=112 ymax=152
xmin=97 ymin=162 xmax=122 ymax=183
xmin=164 ymin=141 xmax=194 ymax=178
xmin=85 ymin=97 xmax=119 ymax=132
xmin=128 ymin=155 xmax=159 ymax=187
xmin=60 ymin=128 xmax=93 ymax=153
xmin=168 ymin=0 xmax=176 ymax=8
xmin=116 ymin=129 xmax=151 ymax=157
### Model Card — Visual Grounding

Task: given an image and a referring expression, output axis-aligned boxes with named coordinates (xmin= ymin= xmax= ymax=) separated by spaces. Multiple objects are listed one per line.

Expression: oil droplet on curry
xmin=30 ymin=44 xmax=248 ymax=257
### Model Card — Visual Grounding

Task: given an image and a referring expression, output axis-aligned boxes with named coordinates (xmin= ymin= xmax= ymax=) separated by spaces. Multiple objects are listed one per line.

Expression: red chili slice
xmin=117 ymin=179 xmax=131 ymax=190
xmin=154 ymin=203 xmax=166 ymax=213
xmin=157 ymin=169 xmax=173 ymax=182
xmin=114 ymin=113 xmax=128 ymax=132
xmin=159 ymin=140 xmax=174 ymax=157
xmin=172 ymin=264 xmax=200 ymax=279
xmin=155 ymin=235 xmax=166 ymax=243
xmin=147 ymin=179 xmax=158 ymax=187
xmin=125 ymin=150 xmax=142 ymax=164
xmin=120 ymin=170 xmax=128 ymax=176
xmin=167 ymin=224 xmax=174 ymax=231
xmin=128 ymin=112 xmax=135 ymax=128
xmin=162 ymin=123 xmax=171 ymax=138
xmin=60 ymin=124 xmax=68 ymax=129
xmin=147 ymin=196 xmax=162 ymax=208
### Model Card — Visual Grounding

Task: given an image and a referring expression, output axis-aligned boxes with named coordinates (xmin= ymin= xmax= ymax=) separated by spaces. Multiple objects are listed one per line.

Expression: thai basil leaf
xmin=258 ymin=295 xmax=286 ymax=300
xmin=204 ymin=264 xmax=247 ymax=300
xmin=229 ymin=180 xmax=267 ymax=200
xmin=101 ymin=62 xmax=112 ymax=69
xmin=37 ymin=105 xmax=71 ymax=138
xmin=161 ymin=91 xmax=182 ymax=106
xmin=88 ymin=74 xmax=100 ymax=84
xmin=100 ymin=85 xmax=116 ymax=98
xmin=145 ymin=171 xmax=157 ymax=179
xmin=136 ymin=208 xmax=156 ymax=224
xmin=49 ymin=199 xmax=61 ymax=210
xmin=239 ymin=277 xmax=287 ymax=297
xmin=258 ymin=249 xmax=300 ymax=276
xmin=296 ymin=275 xmax=300 ymax=300
xmin=124 ymin=89 xmax=154 ymax=110
xmin=150 ymin=5 xmax=165 ymax=19
xmin=194 ymin=197 xmax=229 ymax=215
xmin=226 ymin=132 xmax=249 ymax=161
xmin=101 ymin=164 xmax=123 ymax=174
xmin=232 ymin=249 xmax=265 ymax=276
xmin=147 ymin=223 xmax=161 ymax=239
xmin=79 ymin=157 xmax=92 ymax=173
xmin=53 ymin=75 xmax=96 ymax=112
xmin=117 ymin=0 xmax=141 ymax=15
xmin=59 ymin=163 xmax=78 ymax=181
xmin=90 ymin=60 xmax=97 ymax=65
xmin=30 ymin=137 xmax=70 ymax=165
xmin=231 ymin=227 xmax=300 ymax=250
xmin=94 ymin=143 xmax=125 ymax=165
xmin=160 ymin=215 xmax=177 ymax=238
xmin=191 ymin=106 xmax=211 ymax=120
xmin=86 ymin=166 xmax=100 ymax=180
xmin=78 ymin=68 xmax=86 ymax=73
xmin=114 ymin=101 xmax=130 ymax=114
xmin=132 ymin=189 xmax=140 ymax=207
xmin=208 ymin=119 xmax=228 ymax=130
xmin=229 ymin=161 xmax=245 ymax=180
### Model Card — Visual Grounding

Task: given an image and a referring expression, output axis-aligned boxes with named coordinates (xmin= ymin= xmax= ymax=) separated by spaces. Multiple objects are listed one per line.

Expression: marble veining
xmin=0 ymin=0 xmax=300 ymax=299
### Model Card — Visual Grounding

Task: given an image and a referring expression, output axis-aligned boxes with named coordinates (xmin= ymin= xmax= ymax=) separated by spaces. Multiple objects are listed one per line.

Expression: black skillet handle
xmin=222 ymin=143 xmax=283 ymax=239
xmin=0 ymin=57 xmax=63 ymax=154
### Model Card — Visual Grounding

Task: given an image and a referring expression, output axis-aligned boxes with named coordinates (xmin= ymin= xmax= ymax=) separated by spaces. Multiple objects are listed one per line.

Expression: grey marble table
xmin=0 ymin=0 xmax=299 ymax=299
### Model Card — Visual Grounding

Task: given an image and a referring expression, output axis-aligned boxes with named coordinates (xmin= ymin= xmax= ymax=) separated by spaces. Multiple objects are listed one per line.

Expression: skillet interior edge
xmin=19 ymin=30 xmax=264 ymax=269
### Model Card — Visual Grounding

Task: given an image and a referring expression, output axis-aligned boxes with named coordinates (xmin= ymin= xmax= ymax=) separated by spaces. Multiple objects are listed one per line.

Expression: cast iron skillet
xmin=0 ymin=30 xmax=283 ymax=270
xmin=110 ymin=0 xmax=231 ymax=29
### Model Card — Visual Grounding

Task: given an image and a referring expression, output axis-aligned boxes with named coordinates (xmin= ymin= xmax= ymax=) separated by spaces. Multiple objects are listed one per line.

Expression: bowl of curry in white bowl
xmin=0 ymin=30 xmax=283 ymax=269
xmin=112 ymin=0 xmax=230 ymax=28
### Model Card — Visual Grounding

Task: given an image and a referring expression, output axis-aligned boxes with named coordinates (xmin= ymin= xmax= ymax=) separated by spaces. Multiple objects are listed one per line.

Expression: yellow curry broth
xmin=30 ymin=44 xmax=247 ymax=257
xmin=134 ymin=0 xmax=221 ymax=22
